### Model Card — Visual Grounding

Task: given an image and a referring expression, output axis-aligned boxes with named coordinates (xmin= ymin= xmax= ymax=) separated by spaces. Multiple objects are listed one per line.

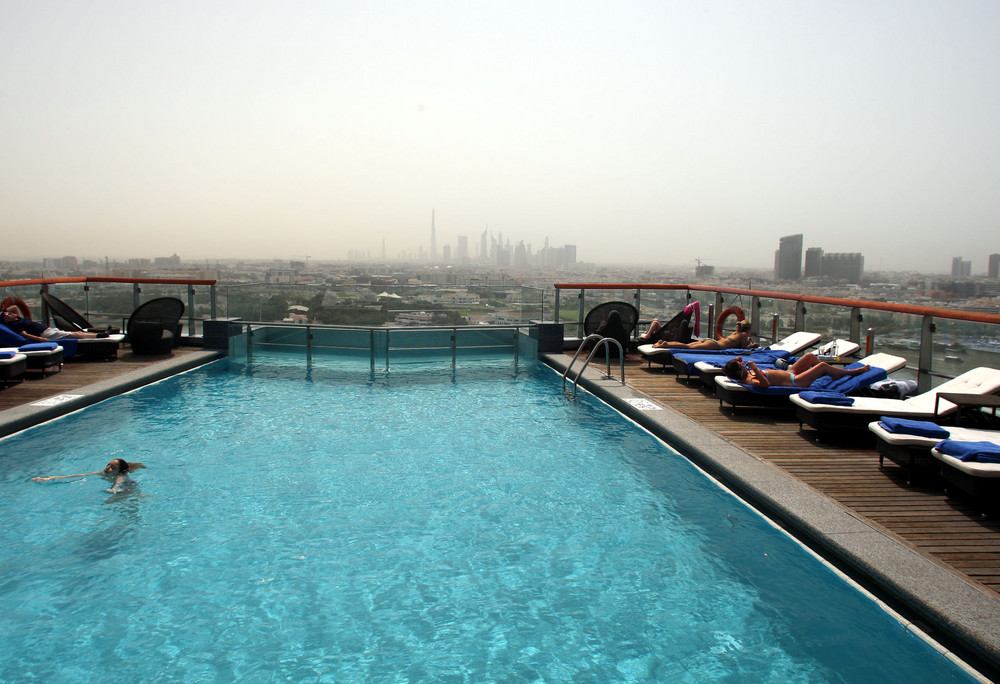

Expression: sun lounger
xmin=791 ymin=366 xmax=1000 ymax=433
xmin=0 ymin=343 xmax=64 ymax=376
xmin=0 ymin=351 xmax=27 ymax=387
xmin=713 ymin=352 xmax=905 ymax=412
xmin=693 ymin=337 xmax=858 ymax=388
xmin=869 ymin=418 xmax=999 ymax=482
xmin=931 ymin=440 xmax=1000 ymax=514
xmin=672 ymin=331 xmax=823 ymax=382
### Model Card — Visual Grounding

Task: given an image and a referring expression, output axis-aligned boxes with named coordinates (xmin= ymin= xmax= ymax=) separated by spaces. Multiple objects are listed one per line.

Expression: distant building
xmin=821 ymin=253 xmax=864 ymax=284
xmin=989 ymin=253 xmax=1000 ymax=279
xmin=774 ymin=234 xmax=803 ymax=281
xmin=804 ymin=247 xmax=823 ymax=278
xmin=951 ymin=257 xmax=971 ymax=277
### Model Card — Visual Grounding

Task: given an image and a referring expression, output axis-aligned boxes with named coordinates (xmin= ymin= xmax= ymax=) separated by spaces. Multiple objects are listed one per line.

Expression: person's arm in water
xmin=33 ymin=471 xmax=103 ymax=482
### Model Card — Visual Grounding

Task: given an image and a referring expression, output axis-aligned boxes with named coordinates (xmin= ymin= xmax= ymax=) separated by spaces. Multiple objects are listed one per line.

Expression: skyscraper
xmin=804 ymin=247 xmax=823 ymax=278
xmin=774 ymin=234 xmax=803 ymax=281
xmin=430 ymin=209 xmax=437 ymax=261
xmin=989 ymin=254 xmax=1000 ymax=279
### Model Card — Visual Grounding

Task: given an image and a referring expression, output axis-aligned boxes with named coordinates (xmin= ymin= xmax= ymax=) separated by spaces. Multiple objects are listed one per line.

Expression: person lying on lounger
xmin=723 ymin=353 xmax=870 ymax=389
xmin=2 ymin=306 xmax=110 ymax=341
xmin=33 ymin=458 xmax=145 ymax=493
xmin=651 ymin=320 xmax=754 ymax=350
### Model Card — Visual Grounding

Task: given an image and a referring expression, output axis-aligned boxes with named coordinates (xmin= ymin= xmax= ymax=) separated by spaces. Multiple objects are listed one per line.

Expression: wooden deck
xmin=5 ymin=348 xmax=1000 ymax=599
xmin=618 ymin=354 xmax=1000 ymax=597
xmin=0 ymin=348 xmax=205 ymax=412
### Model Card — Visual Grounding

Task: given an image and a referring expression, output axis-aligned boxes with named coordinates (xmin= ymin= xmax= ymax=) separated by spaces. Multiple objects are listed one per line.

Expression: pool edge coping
xmin=543 ymin=352 xmax=1000 ymax=680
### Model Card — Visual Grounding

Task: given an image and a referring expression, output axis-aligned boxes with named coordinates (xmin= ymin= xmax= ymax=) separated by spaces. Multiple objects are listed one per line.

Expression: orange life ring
xmin=715 ymin=305 xmax=746 ymax=340
xmin=1 ymin=296 xmax=31 ymax=319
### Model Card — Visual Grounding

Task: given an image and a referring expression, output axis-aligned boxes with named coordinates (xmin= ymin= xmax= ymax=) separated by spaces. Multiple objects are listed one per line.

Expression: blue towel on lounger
xmin=0 ymin=323 xmax=28 ymax=347
xmin=19 ymin=342 xmax=59 ymax=352
xmin=878 ymin=417 xmax=950 ymax=439
xmin=798 ymin=391 xmax=854 ymax=405
xmin=0 ymin=351 xmax=14 ymax=360
xmin=936 ymin=440 xmax=1000 ymax=463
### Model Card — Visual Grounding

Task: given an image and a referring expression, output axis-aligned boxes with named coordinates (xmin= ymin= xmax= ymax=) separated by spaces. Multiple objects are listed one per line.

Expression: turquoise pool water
xmin=0 ymin=353 xmax=975 ymax=682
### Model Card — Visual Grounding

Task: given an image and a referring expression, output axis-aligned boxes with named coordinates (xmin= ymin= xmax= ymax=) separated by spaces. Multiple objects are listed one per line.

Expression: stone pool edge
xmin=542 ymin=352 xmax=999 ymax=681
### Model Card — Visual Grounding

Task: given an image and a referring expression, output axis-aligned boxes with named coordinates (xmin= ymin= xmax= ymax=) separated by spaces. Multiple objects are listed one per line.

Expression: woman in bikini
xmin=651 ymin=320 xmax=754 ymax=350
xmin=723 ymin=353 xmax=871 ymax=389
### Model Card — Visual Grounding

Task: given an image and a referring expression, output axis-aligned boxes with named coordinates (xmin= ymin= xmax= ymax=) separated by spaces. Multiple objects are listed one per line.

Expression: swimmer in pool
xmin=33 ymin=458 xmax=146 ymax=493
xmin=723 ymin=353 xmax=871 ymax=389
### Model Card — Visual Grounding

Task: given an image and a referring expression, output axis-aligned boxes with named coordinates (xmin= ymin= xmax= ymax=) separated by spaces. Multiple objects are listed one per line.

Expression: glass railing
xmin=554 ymin=282 xmax=1000 ymax=391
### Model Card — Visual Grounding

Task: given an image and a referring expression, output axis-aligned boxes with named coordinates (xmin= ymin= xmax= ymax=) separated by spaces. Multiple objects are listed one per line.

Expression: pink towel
xmin=684 ymin=301 xmax=701 ymax=337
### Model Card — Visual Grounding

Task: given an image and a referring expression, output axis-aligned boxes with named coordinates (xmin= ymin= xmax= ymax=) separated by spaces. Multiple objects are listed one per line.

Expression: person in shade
xmin=2 ymin=306 xmax=109 ymax=341
xmin=723 ymin=352 xmax=870 ymax=389
xmin=33 ymin=458 xmax=146 ymax=493
xmin=592 ymin=309 xmax=631 ymax=358
xmin=652 ymin=319 xmax=755 ymax=350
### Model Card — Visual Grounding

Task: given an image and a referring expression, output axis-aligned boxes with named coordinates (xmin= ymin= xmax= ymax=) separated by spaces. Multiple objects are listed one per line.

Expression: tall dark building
xmin=951 ymin=257 xmax=971 ymax=277
xmin=989 ymin=253 xmax=1000 ymax=279
xmin=804 ymin=247 xmax=823 ymax=278
xmin=774 ymin=234 xmax=803 ymax=281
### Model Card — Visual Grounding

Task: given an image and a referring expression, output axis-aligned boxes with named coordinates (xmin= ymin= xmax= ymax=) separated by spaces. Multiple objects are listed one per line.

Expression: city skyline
xmin=3 ymin=2 xmax=999 ymax=272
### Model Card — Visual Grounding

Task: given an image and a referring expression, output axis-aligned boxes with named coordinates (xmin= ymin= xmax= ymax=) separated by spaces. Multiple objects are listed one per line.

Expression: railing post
xmin=210 ymin=284 xmax=217 ymax=320
xmin=370 ymin=329 xmax=376 ymax=373
xmin=553 ymin=287 xmax=560 ymax=325
xmin=771 ymin=313 xmax=780 ymax=344
xmin=850 ymin=307 xmax=863 ymax=345
xmin=187 ymin=285 xmax=196 ymax=338
xmin=306 ymin=325 xmax=313 ymax=365
xmin=385 ymin=328 xmax=391 ymax=370
xmin=577 ymin=289 xmax=586 ymax=339
xmin=513 ymin=328 xmax=519 ymax=366
xmin=707 ymin=304 xmax=715 ymax=337
xmin=714 ymin=292 xmax=724 ymax=322
xmin=751 ymin=297 xmax=761 ymax=339
xmin=918 ymin=315 xmax=935 ymax=393
xmin=865 ymin=327 xmax=874 ymax=356
xmin=452 ymin=328 xmax=457 ymax=369
xmin=246 ymin=324 xmax=254 ymax=361
xmin=133 ymin=283 xmax=141 ymax=311
xmin=794 ymin=301 xmax=807 ymax=332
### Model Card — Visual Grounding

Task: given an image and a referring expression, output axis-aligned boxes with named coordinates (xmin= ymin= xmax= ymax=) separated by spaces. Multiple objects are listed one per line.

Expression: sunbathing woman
xmin=33 ymin=458 xmax=145 ymax=493
xmin=723 ymin=353 xmax=871 ymax=389
xmin=651 ymin=320 xmax=754 ymax=350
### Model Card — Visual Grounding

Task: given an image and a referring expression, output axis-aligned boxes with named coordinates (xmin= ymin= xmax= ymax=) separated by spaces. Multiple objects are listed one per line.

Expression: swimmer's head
xmin=104 ymin=459 xmax=129 ymax=474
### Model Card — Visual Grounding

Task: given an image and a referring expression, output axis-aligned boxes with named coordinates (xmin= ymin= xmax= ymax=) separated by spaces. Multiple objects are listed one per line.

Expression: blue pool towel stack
xmin=936 ymin=440 xmax=1000 ymax=463
xmin=879 ymin=417 xmax=950 ymax=439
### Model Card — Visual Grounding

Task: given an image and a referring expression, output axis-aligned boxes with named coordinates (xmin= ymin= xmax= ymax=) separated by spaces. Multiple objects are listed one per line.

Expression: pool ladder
xmin=562 ymin=334 xmax=626 ymax=399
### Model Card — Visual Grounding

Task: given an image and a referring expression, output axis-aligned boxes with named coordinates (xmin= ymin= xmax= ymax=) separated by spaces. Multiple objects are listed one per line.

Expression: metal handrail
xmin=562 ymin=334 xmax=626 ymax=399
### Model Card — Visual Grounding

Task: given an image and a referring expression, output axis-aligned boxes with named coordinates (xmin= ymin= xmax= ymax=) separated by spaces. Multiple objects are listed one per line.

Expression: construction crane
xmin=693 ymin=258 xmax=714 ymax=278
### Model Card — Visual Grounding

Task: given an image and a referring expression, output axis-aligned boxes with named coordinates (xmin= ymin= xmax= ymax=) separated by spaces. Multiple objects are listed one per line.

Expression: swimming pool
xmin=0 ymin=353 xmax=977 ymax=682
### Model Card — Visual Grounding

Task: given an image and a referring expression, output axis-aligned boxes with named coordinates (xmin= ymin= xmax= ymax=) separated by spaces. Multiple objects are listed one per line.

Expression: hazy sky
xmin=3 ymin=1 xmax=999 ymax=273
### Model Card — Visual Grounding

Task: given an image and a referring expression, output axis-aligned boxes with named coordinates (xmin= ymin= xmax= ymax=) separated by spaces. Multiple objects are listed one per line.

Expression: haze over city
xmin=3 ymin=1 xmax=999 ymax=273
